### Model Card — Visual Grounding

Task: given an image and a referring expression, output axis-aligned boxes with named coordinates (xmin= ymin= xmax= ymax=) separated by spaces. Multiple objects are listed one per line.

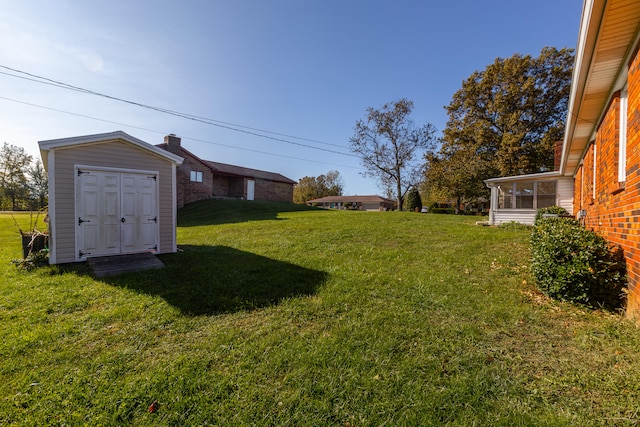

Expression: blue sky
xmin=0 ymin=0 xmax=582 ymax=196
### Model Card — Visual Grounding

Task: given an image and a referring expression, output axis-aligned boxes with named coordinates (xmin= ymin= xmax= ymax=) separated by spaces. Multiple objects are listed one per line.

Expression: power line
xmin=0 ymin=95 xmax=363 ymax=170
xmin=0 ymin=65 xmax=355 ymax=156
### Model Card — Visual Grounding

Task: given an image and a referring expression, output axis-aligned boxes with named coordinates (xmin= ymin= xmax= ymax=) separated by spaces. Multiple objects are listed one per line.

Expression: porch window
xmin=515 ymin=182 xmax=534 ymax=208
xmin=190 ymin=171 xmax=203 ymax=182
xmin=497 ymin=181 xmax=557 ymax=210
xmin=498 ymin=185 xmax=512 ymax=209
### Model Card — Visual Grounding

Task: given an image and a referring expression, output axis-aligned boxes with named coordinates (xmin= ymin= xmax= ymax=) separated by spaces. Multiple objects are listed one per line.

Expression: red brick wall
xmin=175 ymin=152 xmax=214 ymax=208
xmin=575 ymin=164 xmax=583 ymax=210
xmin=255 ymin=179 xmax=293 ymax=202
xmin=160 ymin=135 xmax=293 ymax=204
xmin=554 ymin=140 xmax=563 ymax=171
xmin=574 ymin=48 xmax=640 ymax=317
xmin=211 ymin=175 xmax=293 ymax=202
xmin=211 ymin=175 xmax=231 ymax=198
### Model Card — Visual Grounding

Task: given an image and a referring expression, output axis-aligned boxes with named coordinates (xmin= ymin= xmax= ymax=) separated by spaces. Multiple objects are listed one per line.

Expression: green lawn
xmin=1 ymin=201 xmax=640 ymax=426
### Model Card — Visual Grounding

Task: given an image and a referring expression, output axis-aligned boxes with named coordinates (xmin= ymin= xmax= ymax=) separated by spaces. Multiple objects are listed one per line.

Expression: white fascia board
xmin=484 ymin=171 xmax=562 ymax=187
xmin=560 ymin=0 xmax=605 ymax=174
xmin=38 ymin=130 xmax=183 ymax=167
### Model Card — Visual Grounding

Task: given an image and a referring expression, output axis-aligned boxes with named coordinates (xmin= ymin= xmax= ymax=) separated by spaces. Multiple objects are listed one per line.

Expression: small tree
xmin=324 ymin=170 xmax=344 ymax=197
xmin=27 ymin=159 xmax=48 ymax=210
xmin=350 ymin=99 xmax=436 ymax=211
xmin=405 ymin=187 xmax=422 ymax=212
xmin=424 ymin=144 xmax=491 ymax=213
xmin=0 ymin=142 xmax=33 ymax=211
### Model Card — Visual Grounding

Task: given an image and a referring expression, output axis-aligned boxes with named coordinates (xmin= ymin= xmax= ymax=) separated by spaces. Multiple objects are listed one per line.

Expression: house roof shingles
xmin=156 ymin=141 xmax=295 ymax=184
xmin=205 ymin=161 xmax=296 ymax=184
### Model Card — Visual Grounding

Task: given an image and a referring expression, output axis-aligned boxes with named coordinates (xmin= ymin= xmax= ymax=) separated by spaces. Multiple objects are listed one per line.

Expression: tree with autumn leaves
xmin=293 ymin=170 xmax=345 ymax=204
xmin=425 ymin=47 xmax=574 ymax=209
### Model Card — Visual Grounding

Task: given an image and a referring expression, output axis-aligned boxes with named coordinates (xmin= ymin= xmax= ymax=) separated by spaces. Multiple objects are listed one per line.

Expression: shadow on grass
xmin=100 ymin=245 xmax=328 ymax=315
xmin=178 ymin=199 xmax=319 ymax=227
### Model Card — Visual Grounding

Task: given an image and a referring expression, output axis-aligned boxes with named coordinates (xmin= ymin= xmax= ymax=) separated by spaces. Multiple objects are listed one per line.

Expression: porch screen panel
xmin=515 ymin=182 xmax=534 ymax=208
xmin=498 ymin=185 xmax=512 ymax=209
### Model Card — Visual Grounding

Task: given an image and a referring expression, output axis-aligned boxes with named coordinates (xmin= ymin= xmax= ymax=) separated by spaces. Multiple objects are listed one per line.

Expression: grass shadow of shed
xmin=100 ymin=245 xmax=327 ymax=315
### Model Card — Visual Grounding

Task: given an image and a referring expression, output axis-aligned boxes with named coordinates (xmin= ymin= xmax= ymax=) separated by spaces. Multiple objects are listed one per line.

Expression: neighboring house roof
xmin=560 ymin=0 xmax=640 ymax=176
xmin=205 ymin=160 xmax=296 ymax=184
xmin=156 ymin=142 xmax=214 ymax=171
xmin=307 ymin=195 xmax=395 ymax=204
xmin=156 ymin=139 xmax=295 ymax=184
xmin=40 ymin=131 xmax=183 ymax=170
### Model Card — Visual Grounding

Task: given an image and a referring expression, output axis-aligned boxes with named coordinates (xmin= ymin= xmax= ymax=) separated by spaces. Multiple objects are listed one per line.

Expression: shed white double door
xmin=76 ymin=168 xmax=158 ymax=260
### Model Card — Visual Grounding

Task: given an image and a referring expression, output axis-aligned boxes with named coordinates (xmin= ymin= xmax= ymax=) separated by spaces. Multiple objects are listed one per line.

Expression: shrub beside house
xmin=484 ymin=0 xmax=640 ymax=317
xmin=560 ymin=0 xmax=640 ymax=316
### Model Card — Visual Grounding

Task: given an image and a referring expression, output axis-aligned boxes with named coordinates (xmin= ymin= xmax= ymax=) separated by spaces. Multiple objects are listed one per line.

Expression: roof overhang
xmin=560 ymin=0 xmax=640 ymax=176
xmin=38 ymin=130 xmax=183 ymax=170
xmin=484 ymin=171 xmax=563 ymax=187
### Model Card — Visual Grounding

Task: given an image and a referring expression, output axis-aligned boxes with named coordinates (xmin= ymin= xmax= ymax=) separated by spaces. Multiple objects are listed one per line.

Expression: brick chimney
xmin=164 ymin=134 xmax=182 ymax=155
xmin=553 ymin=140 xmax=563 ymax=171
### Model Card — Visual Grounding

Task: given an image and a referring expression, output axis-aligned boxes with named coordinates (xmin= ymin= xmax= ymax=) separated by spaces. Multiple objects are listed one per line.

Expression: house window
xmin=619 ymin=86 xmax=628 ymax=182
xmin=536 ymin=181 xmax=556 ymax=208
xmin=190 ymin=171 xmax=203 ymax=182
xmin=497 ymin=181 xmax=557 ymax=210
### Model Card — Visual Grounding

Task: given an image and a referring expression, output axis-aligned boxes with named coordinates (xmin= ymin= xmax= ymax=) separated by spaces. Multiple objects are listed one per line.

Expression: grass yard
xmin=1 ymin=201 xmax=640 ymax=426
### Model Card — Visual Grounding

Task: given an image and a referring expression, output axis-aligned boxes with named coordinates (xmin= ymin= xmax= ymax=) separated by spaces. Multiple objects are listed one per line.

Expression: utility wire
xmin=0 ymin=65 xmax=355 ymax=156
xmin=0 ymin=95 xmax=363 ymax=170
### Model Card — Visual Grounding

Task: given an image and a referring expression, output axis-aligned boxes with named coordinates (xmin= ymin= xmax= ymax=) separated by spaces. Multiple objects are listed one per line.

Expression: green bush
xmin=530 ymin=217 xmax=626 ymax=310
xmin=430 ymin=208 xmax=456 ymax=214
xmin=11 ymin=248 xmax=49 ymax=271
xmin=534 ymin=205 xmax=568 ymax=225
xmin=499 ymin=221 xmax=532 ymax=230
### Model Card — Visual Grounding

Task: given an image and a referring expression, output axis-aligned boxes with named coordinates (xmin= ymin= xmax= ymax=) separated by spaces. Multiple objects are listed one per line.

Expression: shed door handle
xmin=121 ymin=217 xmax=126 ymax=223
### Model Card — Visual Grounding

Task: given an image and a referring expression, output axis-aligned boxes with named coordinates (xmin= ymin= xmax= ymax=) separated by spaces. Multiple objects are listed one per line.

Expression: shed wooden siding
xmin=573 ymin=45 xmax=640 ymax=314
xmin=50 ymin=140 xmax=176 ymax=264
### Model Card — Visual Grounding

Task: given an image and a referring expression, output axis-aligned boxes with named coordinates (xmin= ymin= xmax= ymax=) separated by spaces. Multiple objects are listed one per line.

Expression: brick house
xmin=561 ymin=0 xmax=640 ymax=316
xmin=159 ymin=134 xmax=295 ymax=207
xmin=307 ymin=195 xmax=396 ymax=211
